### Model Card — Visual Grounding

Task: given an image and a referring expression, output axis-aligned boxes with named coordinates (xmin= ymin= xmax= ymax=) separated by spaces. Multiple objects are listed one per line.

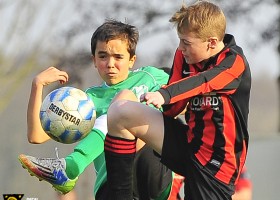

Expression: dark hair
xmin=91 ymin=19 xmax=139 ymax=58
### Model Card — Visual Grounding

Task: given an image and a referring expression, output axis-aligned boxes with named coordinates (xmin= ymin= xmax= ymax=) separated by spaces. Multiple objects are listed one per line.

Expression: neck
xmin=212 ymin=41 xmax=225 ymax=56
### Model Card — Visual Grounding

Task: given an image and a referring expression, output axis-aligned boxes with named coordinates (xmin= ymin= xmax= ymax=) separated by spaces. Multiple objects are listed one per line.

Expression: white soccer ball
xmin=40 ymin=86 xmax=96 ymax=144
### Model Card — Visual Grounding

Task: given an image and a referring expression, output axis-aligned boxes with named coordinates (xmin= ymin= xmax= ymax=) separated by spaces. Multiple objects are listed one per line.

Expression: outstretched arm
xmin=27 ymin=66 xmax=68 ymax=143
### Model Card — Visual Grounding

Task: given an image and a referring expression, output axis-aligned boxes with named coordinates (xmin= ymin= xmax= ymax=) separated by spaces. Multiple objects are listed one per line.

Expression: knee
xmin=107 ymin=99 xmax=130 ymax=128
xmin=107 ymin=90 xmax=138 ymax=124
xmin=112 ymin=89 xmax=137 ymax=103
xmin=108 ymin=100 xmax=122 ymax=119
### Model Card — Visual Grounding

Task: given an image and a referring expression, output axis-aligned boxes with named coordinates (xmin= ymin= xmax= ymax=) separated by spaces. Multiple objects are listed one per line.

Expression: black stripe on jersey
xmin=190 ymin=110 xmax=205 ymax=154
xmin=229 ymin=102 xmax=249 ymax=184
xmin=182 ymin=59 xmax=191 ymax=78
xmin=204 ymin=102 xmax=226 ymax=175
xmin=166 ymin=51 xmax=242 ymax=101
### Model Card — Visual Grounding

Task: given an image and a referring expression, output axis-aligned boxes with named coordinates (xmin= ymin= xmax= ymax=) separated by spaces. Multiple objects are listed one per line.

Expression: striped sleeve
xmin=159 ymin=48 xmax=246 ymax=104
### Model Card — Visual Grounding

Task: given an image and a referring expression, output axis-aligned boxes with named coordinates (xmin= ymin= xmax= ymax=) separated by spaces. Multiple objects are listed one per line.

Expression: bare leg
xmin=109 ymin=89 xmax=145 ymax=151
xmin=57 ymin=190 xmax=77 ymax=200
xmin=108 ymin=89 xmax=164 ymax=154
xmin=105 ymin=90 xmax=165 ymax=200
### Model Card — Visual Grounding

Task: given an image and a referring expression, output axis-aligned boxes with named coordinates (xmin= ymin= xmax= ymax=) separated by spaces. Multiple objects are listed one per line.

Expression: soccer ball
xmin=40 ymin=86 xmax=96 ymax=144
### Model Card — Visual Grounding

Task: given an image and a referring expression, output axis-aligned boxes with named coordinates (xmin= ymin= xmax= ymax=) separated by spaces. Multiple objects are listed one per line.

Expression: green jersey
xmin=84 ymin=66 xmax=168 ymax=196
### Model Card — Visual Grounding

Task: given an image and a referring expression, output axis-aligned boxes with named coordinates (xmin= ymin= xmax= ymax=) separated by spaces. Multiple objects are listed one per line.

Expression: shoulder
xmin=133 ymin=66 xmax=160 ymax=73
xmin=85 ymin=83 xmax=106 ymax=94
xmin=132 ymin=66 xmax=168 ymax=78
xmin=223 ymin=34 xmax=245 ymax=57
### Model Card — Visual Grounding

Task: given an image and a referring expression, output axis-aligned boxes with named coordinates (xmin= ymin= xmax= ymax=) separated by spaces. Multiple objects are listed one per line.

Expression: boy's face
xmin=177 ymin=32 xmax=212 ymax=64
xmin=92 ymin=39 xmax=136 ymax=85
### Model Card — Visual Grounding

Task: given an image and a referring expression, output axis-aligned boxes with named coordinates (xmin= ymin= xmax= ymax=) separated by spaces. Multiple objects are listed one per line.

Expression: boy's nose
xmin=107 ymin=57 xmax=115 ymax=68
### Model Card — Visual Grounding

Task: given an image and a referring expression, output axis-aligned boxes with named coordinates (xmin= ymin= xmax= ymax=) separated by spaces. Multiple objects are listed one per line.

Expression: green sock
xmin=64 ymin=130 xmax=105 ymax=179
xmin=65 ymin=152 xmax=82 ymax=179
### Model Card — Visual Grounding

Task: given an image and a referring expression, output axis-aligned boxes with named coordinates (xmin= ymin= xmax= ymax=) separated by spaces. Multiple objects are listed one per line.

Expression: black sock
xmin=104 ymin=134 xmax=136 ymax=200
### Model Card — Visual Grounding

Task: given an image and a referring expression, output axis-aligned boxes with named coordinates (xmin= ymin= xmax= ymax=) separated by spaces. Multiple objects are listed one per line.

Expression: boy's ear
xmin=129 ymin=55 xmax=137 ymax=69
xmin=208 ymin=37 xmax=218 ymax=49
xmin=92 ymin=55 xmax=97 ymax=68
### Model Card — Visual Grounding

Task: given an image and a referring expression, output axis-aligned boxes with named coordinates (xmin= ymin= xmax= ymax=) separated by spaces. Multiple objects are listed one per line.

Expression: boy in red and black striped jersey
xmin=104 ymin=1 xmax=251 ymax=200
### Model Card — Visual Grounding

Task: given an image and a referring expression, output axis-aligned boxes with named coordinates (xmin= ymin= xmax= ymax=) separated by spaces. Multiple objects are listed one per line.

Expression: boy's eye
xmin=98 ymin=54 xmax=107 ymax=58
xmin=182 ymin=40 xmax=191 ymax=45
xmin=115 ymin=55 xmax=124 ymax=59
xmin=97 ymin=53 xmax=124 ymax=60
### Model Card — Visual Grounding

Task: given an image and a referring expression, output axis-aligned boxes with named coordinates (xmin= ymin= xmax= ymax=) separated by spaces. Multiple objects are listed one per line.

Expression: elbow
xmin=27 ymin=136 xmax=42 ymax=144
xmin=27 ymin=132 xmax=49 ymax=144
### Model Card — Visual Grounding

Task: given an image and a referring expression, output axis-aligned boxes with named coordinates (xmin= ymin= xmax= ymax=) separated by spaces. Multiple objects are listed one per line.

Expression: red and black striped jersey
xmin=159 ymin=34 xmax=251 ymax=185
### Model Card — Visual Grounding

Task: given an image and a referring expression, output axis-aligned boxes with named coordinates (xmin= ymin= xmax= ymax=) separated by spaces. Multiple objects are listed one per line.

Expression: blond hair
xmin=169 ymin=1 xmax=226 ymax=41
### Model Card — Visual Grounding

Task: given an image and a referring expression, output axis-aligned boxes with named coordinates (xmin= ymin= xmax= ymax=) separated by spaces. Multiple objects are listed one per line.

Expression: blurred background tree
xmin=277 ymin=0 xmax=280 ymax=131
xmin=0 ymin=1 xmax=278 ymax=95
xmin=1 ymin=0 xmax=279 ymax=131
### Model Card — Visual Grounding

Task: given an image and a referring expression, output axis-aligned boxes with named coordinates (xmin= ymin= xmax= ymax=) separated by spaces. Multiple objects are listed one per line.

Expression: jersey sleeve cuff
xmin=158 ymin=88 xmax=171 ymax=104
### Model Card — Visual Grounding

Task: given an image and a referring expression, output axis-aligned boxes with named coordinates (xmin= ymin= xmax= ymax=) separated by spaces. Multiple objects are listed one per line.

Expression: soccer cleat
xmin=18 ymin=151 xmax=77 ymax=194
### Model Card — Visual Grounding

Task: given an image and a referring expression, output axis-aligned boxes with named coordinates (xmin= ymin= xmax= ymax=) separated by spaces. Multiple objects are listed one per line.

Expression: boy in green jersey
xmin=18 ymin=20 xmax=177 ymax=200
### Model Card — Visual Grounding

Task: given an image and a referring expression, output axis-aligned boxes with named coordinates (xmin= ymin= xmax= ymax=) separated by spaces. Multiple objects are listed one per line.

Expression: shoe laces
xmin=55 ymin=147 xmax=60 ymax=159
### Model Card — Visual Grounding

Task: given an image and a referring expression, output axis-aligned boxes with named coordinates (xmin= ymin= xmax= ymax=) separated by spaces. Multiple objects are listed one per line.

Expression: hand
xmin=33 ymin=66 xmax=69 ymax=87
xmin=27 ymin=66 xmax=69 ymax=143
xmin=140 ymin=91 xmax=165 ymax=108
